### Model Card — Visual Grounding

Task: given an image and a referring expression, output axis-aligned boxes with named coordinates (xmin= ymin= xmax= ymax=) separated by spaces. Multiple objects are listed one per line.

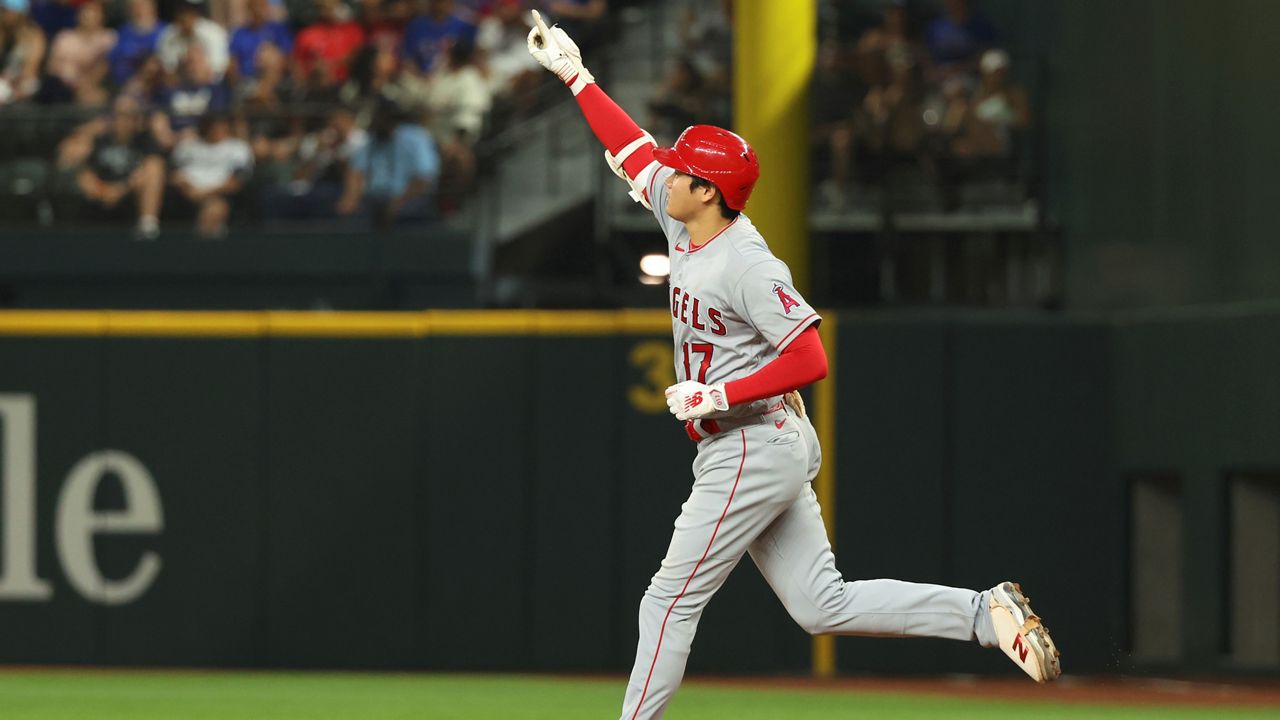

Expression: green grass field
xmin=1 ymin=670 xmax=1274 ymax=720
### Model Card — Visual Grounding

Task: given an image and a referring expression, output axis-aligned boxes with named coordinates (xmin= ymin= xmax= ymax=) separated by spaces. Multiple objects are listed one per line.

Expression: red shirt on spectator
xmin=292 ymin=21 xmax=366 ymax=84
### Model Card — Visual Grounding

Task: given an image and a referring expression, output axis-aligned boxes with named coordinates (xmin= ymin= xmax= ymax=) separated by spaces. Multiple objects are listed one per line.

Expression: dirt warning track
xmin=694 ymin=675 xmax=1280 ymax=708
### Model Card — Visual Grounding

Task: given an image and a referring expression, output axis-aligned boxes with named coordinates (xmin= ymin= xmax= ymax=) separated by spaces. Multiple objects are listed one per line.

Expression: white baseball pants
xmin=619 ymin=411 xmax=990 ymax=720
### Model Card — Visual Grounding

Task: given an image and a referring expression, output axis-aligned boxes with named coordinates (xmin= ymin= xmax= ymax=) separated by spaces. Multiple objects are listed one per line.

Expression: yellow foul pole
xmin=812 ymin=314 xmax=838 ymax=678
xmin=733 ymin=0 xmax=816 ymax=293
xmin=734 ymin=0 xmax=828 ymax=678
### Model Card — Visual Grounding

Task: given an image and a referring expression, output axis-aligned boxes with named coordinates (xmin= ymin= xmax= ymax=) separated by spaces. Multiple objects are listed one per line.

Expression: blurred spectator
xmin=422 ymin=39 xmax=489 ymax=145
xmin=451 ymin=0 xmax=484 ymax=25
xmin=422 ymin=38 xmax=488 ymax=202
xmin=209 ymin=0 xmax=288 ymax=29
xmin=675 ymin=0 xmax=730 ymax=84
xmin=860 ymin=0 xmax=927 ymax=80
xmin=924 ymin=0 xmax=996 ymax=83
xmin=475 ymin=0 xmax=538 ymax=105
xmin=548 ymin=0 xmax=606 ymax=23
xmin=839 ymin=0 xmax=931 ymax=184
xmin=402 ymin=0 xmax=473 ymax=74
xmin=60 ymin=53 xmax=171 ymax=159
xmin=341 ymin=42 xmax=402 ymax=112
xmin=56 ymin=108 xmax=104 ymax=168
xmin=336 ymin=100 xmax=439 ymax=226
xmin=360 ymin=0 xmax=412 ymax=52
xmin=162 ymin=45 xmax=229 ymax=136
xmin=0 ymin=0 xmax=46 ymax=105
xmin=108 ymin=0 xmax=165 ymax=87
xmin=228 ymin=0 xmax=291 ymax=84
xmin=292 ymin=0 xmax=364 ymax=88
xmin=647 ymin=56 xmax=707 ymax=145
xmin=264 ymin=105 xmax=366 ymax=220
xmin=343 ymin=37 xmax=463 ymax=120
xmin=74 ymin=94 xmax=164 ymax=238
xmin=247 ymin=106 xmax=302 ymax=174
xmin=234 ymin=37 xmax=293 ymax=109
xmin=928 ymin=49 xmax=1030 ymax=210
xmin=810 ymin=42 xmax=861 ymax=210
xmin=855 ymin=31 xmax=926 ymax=166
xmin=546 ymin=0 xmax=604 ymax=50
xmin=157 ymin=0 xmax=229 ymax=81
xmin=42 ymin=0 xmax=115 ymax=106
xmin=943 ymin=49 xmax=1029 ymax=160
xmin=29 ymin=0 xmax=73 ymax=38
xmin=119 ymin=51 xmax=166 ymax=107
xmin=170 ymin=112 xmax=252 ymax=237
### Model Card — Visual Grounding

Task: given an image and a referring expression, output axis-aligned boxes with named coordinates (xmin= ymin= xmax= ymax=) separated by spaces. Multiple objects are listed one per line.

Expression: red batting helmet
xmin=652 ymin=125 xmax=760 ymax=211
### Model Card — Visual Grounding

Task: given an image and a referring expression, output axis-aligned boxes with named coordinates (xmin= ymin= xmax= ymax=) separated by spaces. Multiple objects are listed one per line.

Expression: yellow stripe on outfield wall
xmin=110 ymin=311 xmax=266 ymax=336
xmin=267 ymin=312 xmax=427 ymax=337
xmin=0 ymin=311 xmax=110 ymax=336
xmin=0 ymin=310 xmax=673 ymax=337
xmin=812 ymin=315 xmax=838 ymax=679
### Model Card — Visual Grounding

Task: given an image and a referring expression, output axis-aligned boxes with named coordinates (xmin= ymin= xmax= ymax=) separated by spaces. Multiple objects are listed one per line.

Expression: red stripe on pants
xmin=631 ymin=429 xmax=748 ymax=719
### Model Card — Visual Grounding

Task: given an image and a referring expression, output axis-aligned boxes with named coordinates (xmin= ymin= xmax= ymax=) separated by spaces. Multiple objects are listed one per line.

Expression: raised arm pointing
xmin=526 ymin=9 xmax=659 ymax=209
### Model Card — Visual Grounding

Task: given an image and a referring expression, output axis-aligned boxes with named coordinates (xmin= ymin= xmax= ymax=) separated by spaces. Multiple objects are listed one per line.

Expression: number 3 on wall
xmin=627 ymin=341 xmax=715 ymax=413
xmin=628 ymin=340 xmax=674 ymax=414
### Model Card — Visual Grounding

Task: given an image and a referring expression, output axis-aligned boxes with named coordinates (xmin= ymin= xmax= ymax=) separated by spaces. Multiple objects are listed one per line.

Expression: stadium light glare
xmin=639 ymin=253 xmax=670 ymax=278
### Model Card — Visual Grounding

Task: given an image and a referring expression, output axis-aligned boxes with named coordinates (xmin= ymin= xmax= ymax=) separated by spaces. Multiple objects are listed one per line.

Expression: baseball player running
xmin=526 ymin=11 xmax=1061 ymax=718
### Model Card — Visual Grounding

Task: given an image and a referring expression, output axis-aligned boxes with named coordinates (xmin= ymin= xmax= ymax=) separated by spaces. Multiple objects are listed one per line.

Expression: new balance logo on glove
xmin=666 ymin=381 xmax=729 ymax=421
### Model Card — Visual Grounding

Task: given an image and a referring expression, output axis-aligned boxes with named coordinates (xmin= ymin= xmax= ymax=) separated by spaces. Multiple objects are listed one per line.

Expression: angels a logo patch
xmin=772 ymin=284 xmax=800 ymax=314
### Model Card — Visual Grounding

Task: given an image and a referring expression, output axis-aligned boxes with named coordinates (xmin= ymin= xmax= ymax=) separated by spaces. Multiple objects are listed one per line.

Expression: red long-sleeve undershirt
xmin=724 ymin=326 xmax=828 ymax=406
xmin=573 ymin=82 xmax=656 ymax=181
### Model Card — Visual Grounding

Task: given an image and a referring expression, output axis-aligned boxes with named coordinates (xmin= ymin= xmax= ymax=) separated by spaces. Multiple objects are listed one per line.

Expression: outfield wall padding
xmin=0 ymin=309 xmax=1275 ymax=676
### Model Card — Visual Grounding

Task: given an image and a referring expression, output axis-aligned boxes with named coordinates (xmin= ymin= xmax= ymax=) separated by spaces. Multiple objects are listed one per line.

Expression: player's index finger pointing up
xmin=531 ymin=9 xmax=551 ymax=45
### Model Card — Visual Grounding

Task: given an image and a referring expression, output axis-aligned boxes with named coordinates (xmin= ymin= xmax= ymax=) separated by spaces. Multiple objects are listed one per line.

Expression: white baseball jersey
xmin=646 ymin=166 xmax=822 ymax=418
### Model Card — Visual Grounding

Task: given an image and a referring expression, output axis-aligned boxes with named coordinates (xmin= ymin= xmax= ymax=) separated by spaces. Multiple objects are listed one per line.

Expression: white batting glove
xmin=527 ymin=9 xmax=595 ymax=93
xmin=665 ymin=381 xmax=729 ymax=421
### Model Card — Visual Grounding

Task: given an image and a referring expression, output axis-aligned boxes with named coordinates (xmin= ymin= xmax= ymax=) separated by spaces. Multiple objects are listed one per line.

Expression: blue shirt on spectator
xmin=109 ymin=21 xmax=167 ymax=86
xmin=401 ymin=13 xmax=475 ymax=72
xmin=229 ymin=21 xmax=293 ymax=78
xmin=353 ymin=125 xmax=440 ymax=199
xmin=925 ymin=10 xmax=997 ymax=66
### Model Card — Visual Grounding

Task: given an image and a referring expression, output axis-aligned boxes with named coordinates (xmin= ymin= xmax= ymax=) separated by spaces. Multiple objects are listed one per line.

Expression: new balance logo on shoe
xmin=1012 ymin=633 xmax=1030 ymax=663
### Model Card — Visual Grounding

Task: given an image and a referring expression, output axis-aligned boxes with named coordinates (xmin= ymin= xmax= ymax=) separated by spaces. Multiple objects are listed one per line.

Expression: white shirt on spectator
xmin=173 ymin=136 xmax=253 ymax=191
xmin=475 ymin=15 xmax=538 ymax=95
xmin=157 ymin=19 xmax=230 ymax=80
xmin=298 ymin=127 xmax=369 ymax=166
xmin=423 ymin=65 xmax=492 ymax=145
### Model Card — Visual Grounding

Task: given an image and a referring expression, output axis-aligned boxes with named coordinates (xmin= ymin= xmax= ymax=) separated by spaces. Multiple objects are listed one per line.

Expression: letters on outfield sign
xmin=0 ymin=394 xmax=163 ymax=606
